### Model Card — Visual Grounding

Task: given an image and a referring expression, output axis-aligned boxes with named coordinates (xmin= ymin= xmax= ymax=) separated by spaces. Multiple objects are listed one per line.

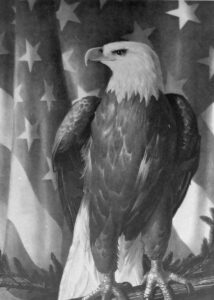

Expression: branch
xmin=126 ymin=276 xmax=214 ymax=299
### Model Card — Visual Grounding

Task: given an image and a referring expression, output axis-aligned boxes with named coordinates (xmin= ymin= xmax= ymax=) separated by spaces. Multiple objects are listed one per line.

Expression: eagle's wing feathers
xmin=52 ymin=96 xmax=101 ymax=231
xmin=123 ymin=93 xmax=200 ymax=239
xmin=166 ymin=93 xmax=200 ymax=215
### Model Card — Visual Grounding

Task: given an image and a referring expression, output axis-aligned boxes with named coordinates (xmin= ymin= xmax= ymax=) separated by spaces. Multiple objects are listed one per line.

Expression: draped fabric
xmin=0 ymin=0 xmax=213 ymax=299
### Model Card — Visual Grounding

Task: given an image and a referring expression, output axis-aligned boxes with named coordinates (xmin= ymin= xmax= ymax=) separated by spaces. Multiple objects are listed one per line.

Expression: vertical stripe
xmin=7 ymin=153 xmax=63 ymax=268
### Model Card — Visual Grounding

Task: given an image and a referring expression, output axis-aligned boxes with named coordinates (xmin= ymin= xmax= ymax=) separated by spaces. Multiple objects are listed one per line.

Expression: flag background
xmin=0 ymin=0 xmax=214 ymax=299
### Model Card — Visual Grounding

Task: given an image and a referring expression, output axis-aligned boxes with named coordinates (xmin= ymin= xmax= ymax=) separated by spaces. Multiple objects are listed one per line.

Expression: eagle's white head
xmin=85 ymin=41 xmax=163 ymax=104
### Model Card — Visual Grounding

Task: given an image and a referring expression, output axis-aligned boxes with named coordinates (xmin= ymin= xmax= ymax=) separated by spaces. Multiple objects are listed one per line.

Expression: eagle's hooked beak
xmin=84 ymin=47 xmax=114 ymax=66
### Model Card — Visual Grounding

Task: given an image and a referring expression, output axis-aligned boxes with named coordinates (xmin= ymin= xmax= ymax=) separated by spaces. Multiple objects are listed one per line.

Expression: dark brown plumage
xmin=53 ymin=42 xmax=200 ymax=300
xmin=52 ymin=96 xmax=101 ymax=231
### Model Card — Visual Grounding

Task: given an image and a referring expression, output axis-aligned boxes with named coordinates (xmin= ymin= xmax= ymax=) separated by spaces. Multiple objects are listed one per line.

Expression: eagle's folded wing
xmin=52 ymin=96 xmax=101 ymax=232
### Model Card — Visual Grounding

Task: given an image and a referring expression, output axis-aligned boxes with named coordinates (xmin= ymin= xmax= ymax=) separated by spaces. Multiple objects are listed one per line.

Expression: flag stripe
xmin=7 ymin=153 xmax=63 ymax=268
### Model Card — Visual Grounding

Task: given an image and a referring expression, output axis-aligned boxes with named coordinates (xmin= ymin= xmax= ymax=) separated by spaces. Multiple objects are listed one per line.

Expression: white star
xmin=42 ymin=157 xmax=57 ymax=190
xmin=198 ymin=47 xmax=214 ymax=80
xmin=164 ymin=72 xmax=187 ymax=98
xmin=166 ymin=0 xmax=200 ymax=30
xmin=201 ymin=103 xmax=214 ymax=136
xmin=19 ymin=40 xmax=42 ymax=72
xmin=123 ymin=22 xmax=155 ymax=47
xmin=56 ymin=1 xmax=80 ymax=31
xmin=18 ymin=118 xmax=40 ymax=150
xmin=14 ymin=84 xmax=24 ymax=105
xmin=62 ymin=49 xmax=77 ymax=73
xmin=40 ymin=81 xmax=56 ymax=111
xmin=0 ymin=33 xmax=9 ymax=55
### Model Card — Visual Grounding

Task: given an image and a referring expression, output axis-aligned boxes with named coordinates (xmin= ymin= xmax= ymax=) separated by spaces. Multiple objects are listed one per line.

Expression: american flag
xmin=0 ymin=0 xmax=214 ymax=298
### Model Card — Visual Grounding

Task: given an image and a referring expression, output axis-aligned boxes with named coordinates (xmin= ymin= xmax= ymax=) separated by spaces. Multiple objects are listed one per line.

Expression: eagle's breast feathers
xmin=84 ymin=91 xmax=179 ymax=241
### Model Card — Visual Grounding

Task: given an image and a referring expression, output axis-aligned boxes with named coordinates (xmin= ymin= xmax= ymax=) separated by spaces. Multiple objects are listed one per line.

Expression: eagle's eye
xmin=112 ymin=49 xmax=127 ymax=56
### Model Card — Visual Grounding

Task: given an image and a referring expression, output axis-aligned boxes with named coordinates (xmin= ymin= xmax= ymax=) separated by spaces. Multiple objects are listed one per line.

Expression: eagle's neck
xmin=106 ymin=53 xmax=163 ymax=104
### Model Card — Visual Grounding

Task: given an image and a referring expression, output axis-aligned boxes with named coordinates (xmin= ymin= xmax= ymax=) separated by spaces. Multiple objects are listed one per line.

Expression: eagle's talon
xmin=142 ymin=260 xmax=192 ymax=300
xmin=83 ymin=276 xmax=128 ymax=300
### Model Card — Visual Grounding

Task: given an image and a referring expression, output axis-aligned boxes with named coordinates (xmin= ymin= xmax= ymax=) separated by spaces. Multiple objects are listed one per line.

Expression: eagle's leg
xmin=142 ymin=198 xmax=192 ymax=300
xmin=84 ymin=216 xmax=129 ymax=300
xmin=83 ymin=273 xmax=128 ymax=300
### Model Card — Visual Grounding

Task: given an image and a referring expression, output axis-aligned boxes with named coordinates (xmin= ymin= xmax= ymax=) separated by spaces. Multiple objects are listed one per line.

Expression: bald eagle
xmin=53 ymin=42 xmax=200 ymax=300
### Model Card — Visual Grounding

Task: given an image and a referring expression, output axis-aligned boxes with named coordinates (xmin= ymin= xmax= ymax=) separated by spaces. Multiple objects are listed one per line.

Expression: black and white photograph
xmin=0 ymin=1 xmax=214 ymax=300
